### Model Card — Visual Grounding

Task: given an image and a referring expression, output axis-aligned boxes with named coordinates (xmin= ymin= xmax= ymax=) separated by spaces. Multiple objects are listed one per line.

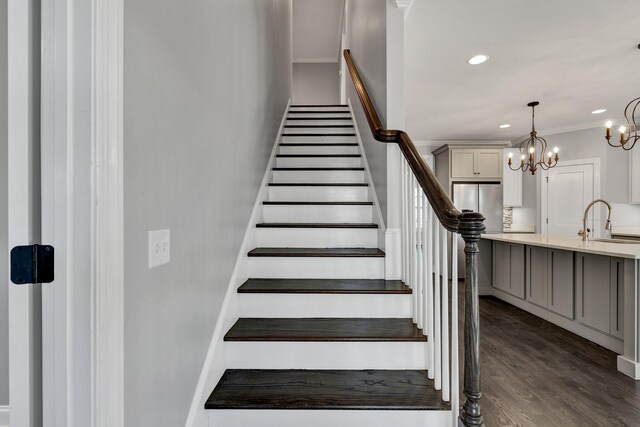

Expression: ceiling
xmin=404 ymin=0 xmax=640 ymax=141
xmin=292 ymin=0 xmax=345 ymax=62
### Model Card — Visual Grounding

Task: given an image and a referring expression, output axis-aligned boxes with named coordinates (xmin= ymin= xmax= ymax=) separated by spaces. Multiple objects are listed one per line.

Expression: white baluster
xmin=400 ymin=160 xmax=407 ymax=283
xmin=410 ymin=176 xmax=418 ymax=322
xmin=451 ymin=233 xmax=459 ymax=425
xmin=433 ymin=221 xmax=441 ymax=390
xmin=426 ymin=204 xmax=435 ymax=378
xmin=416 ymin=191 xmax=424 ymax=330
xmin=441 ymin=224 xmax=450 ymax=402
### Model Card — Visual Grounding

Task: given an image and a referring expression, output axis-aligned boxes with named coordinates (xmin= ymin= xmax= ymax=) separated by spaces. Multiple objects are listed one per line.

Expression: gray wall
xmin=345 ymin=0 xmax=388 ymax=221
xmin=292 ymin=62 xmax=340 ymax=104
xmin=513 ymin=127 xmax=640 ymax=228
xmin=0 ymin=0 xmax=8 ymax=407
xmin=123 ymin=1 xmax=291 ymax=426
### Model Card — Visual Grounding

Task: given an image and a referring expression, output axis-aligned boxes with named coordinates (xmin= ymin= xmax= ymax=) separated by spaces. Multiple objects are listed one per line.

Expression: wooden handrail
xmin=344 ymin=49 xmax=486 ymax=427
xmin=343 ymin=49 xmax=474 ymax=232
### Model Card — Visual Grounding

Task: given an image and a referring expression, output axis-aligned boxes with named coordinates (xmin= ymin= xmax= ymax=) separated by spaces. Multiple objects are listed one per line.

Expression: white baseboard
xmin=0 ymin=405 xmax=9 ymax=427
xmin=184 ymin=100 xmax=291 ymax=427
xmin=617 ymin=356 xmax=640 ymax=380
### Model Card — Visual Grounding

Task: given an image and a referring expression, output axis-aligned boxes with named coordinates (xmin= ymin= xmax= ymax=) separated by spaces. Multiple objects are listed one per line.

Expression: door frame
xmin=8 ymin=1 xmax=42 ymax=425
xmin=539 ymin=158 xmax=601 ymax=235
xmin=8 ymin=0 xmax=125 ymax=425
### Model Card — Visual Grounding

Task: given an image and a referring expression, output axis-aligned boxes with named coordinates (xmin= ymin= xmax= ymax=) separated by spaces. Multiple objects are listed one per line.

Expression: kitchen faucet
xmin=578 ymin=199 xmax=612 ymax=241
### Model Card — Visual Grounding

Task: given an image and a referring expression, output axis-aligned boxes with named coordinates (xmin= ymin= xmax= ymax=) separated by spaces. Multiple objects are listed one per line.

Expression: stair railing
xmin=344 ymin=49 xmax=485 ymax=427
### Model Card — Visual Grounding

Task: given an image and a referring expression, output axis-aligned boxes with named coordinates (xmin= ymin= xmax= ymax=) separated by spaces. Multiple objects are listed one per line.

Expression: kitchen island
xmin=480 ymin=233 xmax=640 ymax=379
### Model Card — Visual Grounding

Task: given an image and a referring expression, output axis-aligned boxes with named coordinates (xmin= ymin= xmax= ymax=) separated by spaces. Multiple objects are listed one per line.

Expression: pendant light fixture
xmin=604 ymin=97 xmax=639 ymax=151
xmin=507 ymin=102 xmax=559 ymax=175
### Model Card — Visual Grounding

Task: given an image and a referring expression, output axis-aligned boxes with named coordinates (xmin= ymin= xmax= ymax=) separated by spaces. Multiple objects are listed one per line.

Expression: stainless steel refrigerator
xmin=453 ymin=183 xmax=503 ymax=277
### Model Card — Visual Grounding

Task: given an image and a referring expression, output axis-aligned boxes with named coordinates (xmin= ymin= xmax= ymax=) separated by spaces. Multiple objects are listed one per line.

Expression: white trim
xmin=0 ymin=406 xmax=9 ymax=427
xmin=617 ymin=356 xmax=640 ymax=380
xmin=92 ymin=0 xmax=125 ymax=425
xmin=347 ymin=100 xmax=387 ymax=233
xmin=539 ymin=158 xmax=601 ymax=235
xmin=8 ymin=0 xmax=42 ymax=425
xmin=292 ymin=57 xmax=339 ymax=64
xmin=185 ymin=101 xmax=291 ymax=427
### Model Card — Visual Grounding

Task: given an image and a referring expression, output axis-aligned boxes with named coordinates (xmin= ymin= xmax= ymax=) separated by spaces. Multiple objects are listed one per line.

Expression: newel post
xmin=458 ymin=212 xmax=486 ymax=427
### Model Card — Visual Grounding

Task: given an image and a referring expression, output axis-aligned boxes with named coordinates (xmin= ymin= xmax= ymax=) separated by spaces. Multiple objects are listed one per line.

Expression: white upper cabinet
xmin=450 ymin=148 xmax=502 ymax=179
xmin=631 ymin=147 xmax=640 ymax=204
xmin=503 ymin=148 xmax=523 ymax=207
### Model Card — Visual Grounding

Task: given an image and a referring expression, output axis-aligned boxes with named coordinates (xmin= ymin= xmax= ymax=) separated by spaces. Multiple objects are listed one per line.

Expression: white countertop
xmin=481 ymin=233 xmax=640 ymax=259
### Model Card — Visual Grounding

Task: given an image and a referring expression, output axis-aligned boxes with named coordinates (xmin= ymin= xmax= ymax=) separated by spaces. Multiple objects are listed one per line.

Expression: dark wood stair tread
xmin=287 ymin=111 xmax=351 ymax=114
xmin=279 ymin=143 xmax=358 ymax=146
xmin=224 ymin=318 xmax=426 ymax=342
xmin=286 ymin=117 xmax=352 ymax=121
xmin=272 ymin=167 xmax=365 ymax=171
xmin=284 ymin=125 xmax=354 ymax=128
xmin=283 ymin=133 xmax=356 ymax=137
xmin=290 ymin=104 xmax=348 ymax=107
xmin=276 ymin=154 xmax=360 ymax=158
xmin=248 ymin=248 xmax=385 ymax=257
xmin=268 ymin=183 xmax=368 ymax=187
xmin=256 ymin=223 xmax=378 ymax=229
xmin=205 ymin=369 xmax=447 ymax=410
xmin=238 ymin=278 xmax=411 ymax=294
xmin=263 ymin=201 xmax=373 ymax=206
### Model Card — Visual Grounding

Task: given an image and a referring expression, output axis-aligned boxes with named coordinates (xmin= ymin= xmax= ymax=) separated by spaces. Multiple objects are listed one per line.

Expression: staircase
xmin=204 ymin=105 xmax=451 ymax=426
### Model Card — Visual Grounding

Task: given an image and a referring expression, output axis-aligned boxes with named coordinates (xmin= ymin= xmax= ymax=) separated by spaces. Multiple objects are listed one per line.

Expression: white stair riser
xmin=208 ymin=410 xmax=452 ymax=427
xmin=263 ymin=204 xmax=372 ymax=223
xmin=286 ymin=120 xmax=353 ymax=127
xmin=256 ymin=227 xmax=377 ymax=248
xmin=249 ymin=257 xmax=384 ymax=279
xmin=272 ymin=170 xmax=365 ymax=183
xmin=288 ymin=113 xmax=351 ymax=119
xmin=289 ymin=106 xmax=349 ymax=112
xmin=268 ymin=186 xmax=369 ymax=202
xmin=237 ymin=294 xmax=410 ymax=317
xmin=280 ymin=135 xmax=357 ymax=143
xmin=278 ymin=145 xmax=359 ymax=155
xmin=282 ymin=128 xmax=355 ymax=135
xmin=225 ymin=342 xmax=426 ymax=369
xmin=275 ymin=157 xmax=362 ymax=168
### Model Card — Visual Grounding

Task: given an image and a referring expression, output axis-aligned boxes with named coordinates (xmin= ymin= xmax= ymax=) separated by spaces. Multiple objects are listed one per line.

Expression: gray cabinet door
xmin=610 ymin=258 xmax=624 ymax=339
xmin=509 ymin=244 xmax=526 ymax=299
xmin=527 ymin=246 xmax=548 ymax=307
xmin=493 ymin=242 xmax=510 ymax=292
xmin=576 ymin=254 xmax=611 ymax=333
xmin=547 ymin=249 xmax=574 ymax=319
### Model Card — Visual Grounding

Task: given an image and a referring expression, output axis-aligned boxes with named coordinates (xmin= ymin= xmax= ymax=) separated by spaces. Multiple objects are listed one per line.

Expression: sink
xmin=591 ymin=238 xmax=640 ymax=244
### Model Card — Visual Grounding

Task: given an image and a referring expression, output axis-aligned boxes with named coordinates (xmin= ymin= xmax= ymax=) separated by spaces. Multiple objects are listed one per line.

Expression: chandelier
xmin=507 ymin=102 xmax=559 ymax=175
xmin=604 ymin=97 xmax=639 ymax=151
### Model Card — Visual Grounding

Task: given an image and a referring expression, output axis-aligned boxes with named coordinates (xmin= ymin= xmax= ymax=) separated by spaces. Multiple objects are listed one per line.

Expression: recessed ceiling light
xmin=468 ymin=54 xmax=489 ymax=65
xmin=499 ymin=124 xmax=511 ymax=129
xmin=592 ymin=109 xmax=607 ymax=114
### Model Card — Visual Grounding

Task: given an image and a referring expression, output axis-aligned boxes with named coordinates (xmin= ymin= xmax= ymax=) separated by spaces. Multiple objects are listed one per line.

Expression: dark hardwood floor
xmin=464 ymin=287 xmax=640 ymax=426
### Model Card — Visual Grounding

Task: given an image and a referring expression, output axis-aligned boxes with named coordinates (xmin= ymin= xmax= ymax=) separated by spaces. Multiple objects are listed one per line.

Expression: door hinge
xmin=546 ymin=176 xmax=549 ymax=183
xmin=546 ymin=218 xmax=549 ymax=224
xmin=10 ymin=244 xmax=55 ymax=284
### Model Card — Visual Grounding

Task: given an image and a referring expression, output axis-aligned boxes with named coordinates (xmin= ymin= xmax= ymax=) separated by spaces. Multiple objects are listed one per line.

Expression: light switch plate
xmin=148 ymin=229 xmax=170 ymax=269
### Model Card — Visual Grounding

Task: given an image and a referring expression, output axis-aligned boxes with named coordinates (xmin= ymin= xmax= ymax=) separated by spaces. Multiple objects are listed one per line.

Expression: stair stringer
xmin=184 ymin=100 xmax=291 ymax=427
xmin=346 ymin=99 xmax=402 ymax=280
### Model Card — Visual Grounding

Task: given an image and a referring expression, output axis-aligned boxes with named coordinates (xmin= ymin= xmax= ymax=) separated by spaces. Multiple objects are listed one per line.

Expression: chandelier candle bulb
xmin=605 ymin=97 xmax=639 ymax=150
